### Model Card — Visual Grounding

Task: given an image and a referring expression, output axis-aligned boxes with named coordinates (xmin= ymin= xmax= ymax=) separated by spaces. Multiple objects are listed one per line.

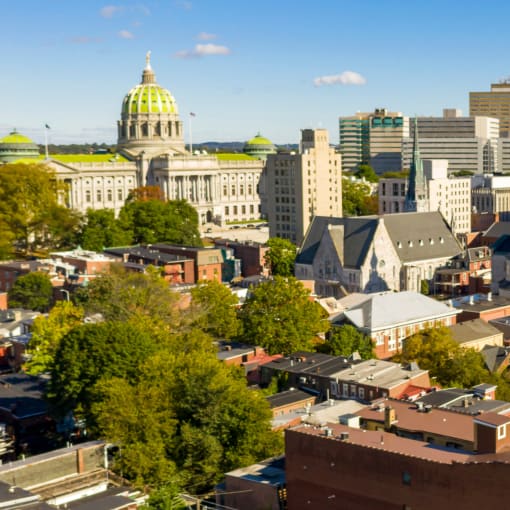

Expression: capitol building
xmin=0 ymin=53 xmax=276 ymax=226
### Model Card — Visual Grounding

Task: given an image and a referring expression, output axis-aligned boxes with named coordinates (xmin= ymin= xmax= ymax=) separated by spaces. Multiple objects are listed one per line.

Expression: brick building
xmin=285 ymin=402 xmax=510 ymax=509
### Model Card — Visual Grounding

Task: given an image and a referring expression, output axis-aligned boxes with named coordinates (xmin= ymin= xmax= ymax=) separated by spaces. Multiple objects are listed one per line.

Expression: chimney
xmin=384 ymin=406 xmax=397 ymax=431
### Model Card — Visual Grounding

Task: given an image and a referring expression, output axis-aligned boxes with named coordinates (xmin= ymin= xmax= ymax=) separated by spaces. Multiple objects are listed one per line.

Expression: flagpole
xmin=44 ymin=125 xmax=49 ymax=159
xmin=189 ymin=113 xmax=193 ymax=155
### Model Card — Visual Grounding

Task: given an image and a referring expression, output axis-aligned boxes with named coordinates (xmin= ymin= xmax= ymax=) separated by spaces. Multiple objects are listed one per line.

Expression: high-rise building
xmin=470 ymin=81 xmax=510 ymax=137
xmin=401 ymin=110 xmax=499 ymax=174
xmin=339 ymin=108 xmax=409 ymax=174
xmin=265 ymin=129 xmax=342 ymax=245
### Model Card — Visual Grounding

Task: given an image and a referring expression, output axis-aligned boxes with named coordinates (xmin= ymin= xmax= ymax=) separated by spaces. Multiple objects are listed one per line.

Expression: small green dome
xmin=246 ymin=133 xmax=274 ymax=146
xmin=243 ymin=132 xmax=276 ymax=160
xmin=0 ymin=130 xmax=35 ymax=144
xmin=0 ymin=130 xmax=40 ymax=163
xmin=122 ymin=83 xmax=178 ymax=115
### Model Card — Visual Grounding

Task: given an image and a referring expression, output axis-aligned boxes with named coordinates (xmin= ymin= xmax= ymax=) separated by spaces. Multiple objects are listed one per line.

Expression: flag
xmin=190 ymin=112 xmax=196 ymax=117
xmin=45 ymin=124 xmax=51 ymax=129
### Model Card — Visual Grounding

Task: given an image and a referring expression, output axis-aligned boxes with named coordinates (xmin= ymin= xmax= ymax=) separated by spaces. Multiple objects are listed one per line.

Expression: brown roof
xmin=290 ymin=423 xmax=470 ymax=464
xmin=356 ymin=399 xmax=474 ymax=442
xmin=474 ymin=412 xmax=510 ymax=427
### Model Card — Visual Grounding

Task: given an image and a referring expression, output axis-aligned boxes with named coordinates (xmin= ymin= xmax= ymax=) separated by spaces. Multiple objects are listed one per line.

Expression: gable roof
xmin=344 ymin=291 xmax=457 ymax=331
xmin=484 ymin=221 xmax=510 ymax=239
xmin=297 ymin=216 xmax=379 ymax=268
xmin=449 ymin=318 xmax=503 ymax=345
xmin=382 ymin=211 xmax=461 ymax=262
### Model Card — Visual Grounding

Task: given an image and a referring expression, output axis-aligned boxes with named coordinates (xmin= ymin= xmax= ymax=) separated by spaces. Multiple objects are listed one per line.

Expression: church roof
xmin=296 ymin=216 xmax=378 ymax=268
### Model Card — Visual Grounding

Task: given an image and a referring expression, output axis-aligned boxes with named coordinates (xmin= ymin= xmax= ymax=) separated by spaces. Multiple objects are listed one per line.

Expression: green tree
xmin=397 ymin=327 xmax=488 ymax=387
xmin=0 ymin=163 xmax=80 ymax=255
xmin=92 ymin=345 xmax=282 ymax=491
xmin=264 ymin=237 xmax=297 ymax=276
xmin=118 ymin=199 xmax=202 ymax=247
xmin=190 ymin=280 xmax=240 ymax=339
xmin=342 ymin=178 xmax=378 ymax=216
xmin=47 ymin=319 xmax=161 ymax=422
xmin=81 ymin=265 xmax=181 ymax=326
xmin=355 ymin=164 xmax=379 ymax=183
xmin=25 ymin=301 xmax=84 ymax=375
xmin=80 ymin=209 xmax=132 ymax=251
xmin=238 ymin=276 xmax=329 ymax=355
xmin=8 ymin=272 xmax=53 ymax=312
xmin=319 ymin=324 xmax=374 ymax=359
xmin=143 ymin=484 xmax=187 ymax=510
xmin=420 ymin=279 xmax=429 ymax=295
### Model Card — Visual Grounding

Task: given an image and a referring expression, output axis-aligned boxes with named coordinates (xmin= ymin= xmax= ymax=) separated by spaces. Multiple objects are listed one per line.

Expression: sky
xmin=2 ymin=0 xmax=510 ymax=146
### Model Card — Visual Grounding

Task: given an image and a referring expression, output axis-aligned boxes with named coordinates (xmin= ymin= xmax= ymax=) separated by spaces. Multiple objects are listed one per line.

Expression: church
xmin=0 ymin=53 xmax=276 ymax=225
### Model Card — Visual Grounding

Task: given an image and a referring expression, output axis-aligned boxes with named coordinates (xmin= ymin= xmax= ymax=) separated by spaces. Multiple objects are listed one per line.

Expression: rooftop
xmin=449 ymin=318 xmax=503 ymax=345
xmin=266 ymin=388 xmax=315 ymax=409
xmin=225 ymin=456 xmax=285 ymax=486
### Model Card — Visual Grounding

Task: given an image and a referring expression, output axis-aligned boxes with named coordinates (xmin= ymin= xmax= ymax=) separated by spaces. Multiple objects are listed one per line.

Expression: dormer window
xmin=419 ymin=240 xmax=424 ymax=246
xmin=439 ymin=237 xmax=444 ymax=244
xmin=408 ymin=241 xmax=413 ymax=247
xmin=397 ymin=241 xmax=402 ymax=249
xmin=429 ymin=238 xmax=434 ymax=245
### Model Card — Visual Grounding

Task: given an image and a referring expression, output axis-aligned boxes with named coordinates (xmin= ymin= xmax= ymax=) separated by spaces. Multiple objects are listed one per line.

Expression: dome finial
xmin=141 ymin=51 xmax=156 ymax=84
xmin=145 ymin=50 xmax=152 ymax=70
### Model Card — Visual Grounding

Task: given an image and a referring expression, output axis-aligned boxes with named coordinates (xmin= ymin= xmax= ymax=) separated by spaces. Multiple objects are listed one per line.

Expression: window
xmin=223 ymin=185 xmax=228 ymax=196
xmin=117 ymin=189 xmax=123 ymax=201
xmin=107 ymin=189 xmax=113 ymax=202
xmin=96 ymin=190 xmax=102 ymax=202
xmin=498 ymin=424 xmax=507 ymax=440
xmin=85 ymin=190 xmax=91 ymax=203
xmin=225 ymin=206 xmax=229 ymax=215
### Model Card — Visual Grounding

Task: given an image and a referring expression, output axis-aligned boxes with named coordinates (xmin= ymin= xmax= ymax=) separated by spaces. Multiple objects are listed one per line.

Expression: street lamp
xmin=60 ymin=289 xmax=70 ymax=302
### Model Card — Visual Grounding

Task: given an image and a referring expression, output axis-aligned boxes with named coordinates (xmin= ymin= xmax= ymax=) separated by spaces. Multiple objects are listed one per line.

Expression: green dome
xmin=246 ymin=133 xmax=274 ymax=146
xmin=122 ymin=83 xmax=178 ymax=115
xmin=243 ymin=132 xmax=276 ymax=160
xmin=0 ymin=131 xmax=35 ymax=144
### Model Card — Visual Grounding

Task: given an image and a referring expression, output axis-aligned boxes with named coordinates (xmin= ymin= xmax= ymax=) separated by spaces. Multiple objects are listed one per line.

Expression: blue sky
xmin=2 ymin=0 xmax=510 ymax=146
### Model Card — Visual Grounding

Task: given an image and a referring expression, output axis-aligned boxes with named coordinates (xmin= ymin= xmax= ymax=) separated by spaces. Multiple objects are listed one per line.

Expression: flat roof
xmin=225 ymin=456 xmax=285 ymax=486
xmin=266 ymin=389 xmax=315 ymax=408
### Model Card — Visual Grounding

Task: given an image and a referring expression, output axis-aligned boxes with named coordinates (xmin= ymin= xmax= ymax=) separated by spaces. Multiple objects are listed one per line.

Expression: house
xmin=434 ymin=246 xmax=492 ymax=296
xmin=481 ymin=344 xmax=510 ymax=373
xmin=266 ymin=389 xmax=317 ymax=420
xmin=213 ymin=239 xmax=270 ymax=277
xmin=295 ymin=211 xmax=461 ymax=297
xmin=448 ymin=318 xmax=504 ymax=350
xmin=285 ymin=400 xmax=510 ymax=509
xmin=104 ymin=246 xmax=195 ymax=284
xmin=152 ymin=244 xmax=223 ymax=282
xmin=260 ymin=352 xmax=430 ymax=401
xmin=453 ymin=293 xmax=510 ymax=323
xmin=342 ymin=291 xmax=459 ymax=359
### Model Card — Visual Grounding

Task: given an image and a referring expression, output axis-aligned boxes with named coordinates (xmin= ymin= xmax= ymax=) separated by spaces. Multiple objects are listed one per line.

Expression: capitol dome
xmin=117 ymin=52 xmax=185 ymax=155
xmin=243 ymin=133 xmax=276 ymax=160
xmin=0 ymin=130 xmax=40 ymax=163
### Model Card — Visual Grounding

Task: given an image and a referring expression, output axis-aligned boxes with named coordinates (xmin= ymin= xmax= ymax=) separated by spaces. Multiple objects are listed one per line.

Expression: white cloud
xmin=174 ymin=0 xmax=192 ymax=9
xmin=175 ymin=43 xmax=231 ymax=58
xmin=100 ymin=5 xmax=123 ymax=18
xmin=197 ymin=32 xmax=217 ymax=41
xmin=118 ymin=30 xmax=135 ymax=39
xmin=71 ymin=36 xmax=103 ymax=44
xmin=313 ymin=71 xmax=366 ymax=86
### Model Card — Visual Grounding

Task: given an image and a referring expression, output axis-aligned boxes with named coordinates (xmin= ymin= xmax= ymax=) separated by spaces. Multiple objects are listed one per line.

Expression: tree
xmin=238 ymin=276 xmax=329 ymax=355
xmin=319 ymin=324 xmax=374 ymax=359
xmin=420 ymin=279 xmax=429 ymax=295
xmin=190 ymin=280 xmax=240 ymax=339
xmin=0 ymin=163 xmax=81 ymax=256
xmin=47 ymin=319 xmax=161 ymax=421
xmin=25 ymin=301 xmax=84 ymax=375
xmin=8 ymin=272 xmax=53 ymax=312
xmin=355 ymin=164 xmax=379 ymax=183
xmin=264 ymin=237 xmax=297 ymax=277
xmin=118 ymin=199 xmax=202 ymax=247
xmin=342 ymin=178 xmax=378 ymax=216
xmin=397 ymin=327 xmax=488 ymax=387
xmin=127 ymin=186 xmax=165 ymax=203
xmin=80 ymin=209 xmax=132 ymax=251
xmin=80 ymin=265 xmax=181 ymax=326
xmin=92 ymin=344 xmax=282 ymax=491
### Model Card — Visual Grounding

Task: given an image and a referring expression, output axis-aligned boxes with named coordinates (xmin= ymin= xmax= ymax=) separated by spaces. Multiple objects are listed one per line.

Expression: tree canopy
xmin=79 ymin=209 xmax=132 ymax=252
xmin=264 ymin=237 xmax=297 ymax=277
xmin=238 ymin=276 xmax=329 ymax=355
xmin=397 ymin=327 xmax=488 ymax=387
xmin=118 ymin=199 xmax=202 ymax=247
xmin=319 ymin=324 xmax=375 ymax=359
xmin=190 ymin=280 xmax=240 ymax=339
xmin=8 ymin=272 xmax=54 ymax=312
xmin=45 ymin=269 xmax=282 ymax=493
xmin=0 ymin=163 xmax=81 ymax=257
xmin=355 ymin=164 xmax=379 ymax=183
xmin=25 ymin=301 xmax=84 ymax=375
xmin=342 ymin=178 xmax=378 ymax=216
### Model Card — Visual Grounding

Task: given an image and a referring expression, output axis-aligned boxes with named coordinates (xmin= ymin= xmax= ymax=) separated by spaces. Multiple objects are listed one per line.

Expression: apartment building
xmin=470 ymin=81 xmax=510 ymax=137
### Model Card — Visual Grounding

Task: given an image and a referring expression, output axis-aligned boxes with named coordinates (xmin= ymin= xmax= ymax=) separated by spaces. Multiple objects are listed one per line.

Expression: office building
xmin=339 ymin=108 xmax=409 ymax=174
xmin=265 ymin=129 xmax=342 ymax=245
xmin=470 ymin=81 xmax=510 ymax=137
xmin=402 ymin=109 xmax=499 ymax=174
